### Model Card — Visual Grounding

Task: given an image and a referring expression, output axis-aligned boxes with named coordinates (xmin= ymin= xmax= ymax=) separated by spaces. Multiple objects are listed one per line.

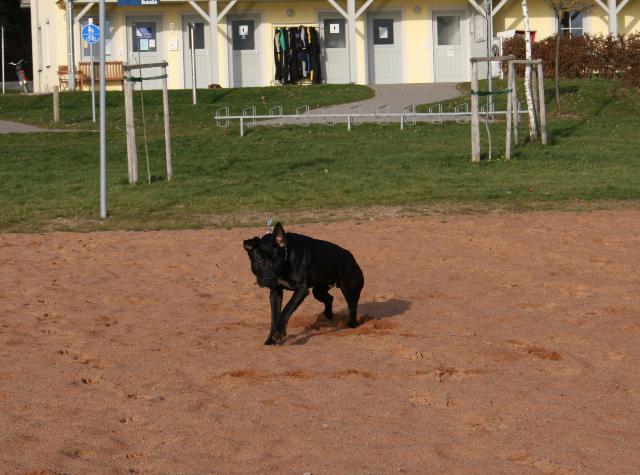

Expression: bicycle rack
xmin=402 ymin=105 xmax=417 ymax=127
xmin=269 ymin=105 xmax=283 ymax=127
xmin=296 ymin=105 xmax=310 ymax=126
xmin=376 ymin=104 xmax=390 ymax=126
xmin=454 ymin=103 xmax=469 ymax=124
xmin=322 ymin=105 xmax=336 ymax=126
xmin=242 ymin=105 xmax=257 ymax=127
xmin=215 ymin=106 xmax=229 ymax=128
xmin=428 ymin=104 xmax=443 ymax=124
xmin=350 ymin=104 xmax=363 ymax=126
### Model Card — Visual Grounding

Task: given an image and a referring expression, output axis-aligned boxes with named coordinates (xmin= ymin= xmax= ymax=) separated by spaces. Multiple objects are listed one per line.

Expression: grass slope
xmin=0 ymin=79 xmax=638 ymax=232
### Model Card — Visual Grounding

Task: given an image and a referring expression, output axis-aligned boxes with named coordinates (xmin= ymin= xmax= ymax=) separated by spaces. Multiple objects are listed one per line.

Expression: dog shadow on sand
xmin=288 ymin=298 xmax=411 ymax=345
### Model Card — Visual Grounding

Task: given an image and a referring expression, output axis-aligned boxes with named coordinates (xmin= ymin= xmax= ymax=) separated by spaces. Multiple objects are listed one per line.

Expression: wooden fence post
xmin=470 ymin=60 xmax=481 ymax=162
xmin=124 ymin=78 xmax=138 ymax=184
xmin=537 ymin=61 xmax=548 ymax=145
xmin=52 ymin=86 xmax=60 ymax=123
xmin=162 ymin=64 xmax=173 ymax=181
xmin=505 ymin=61 xmax=513 ymax=160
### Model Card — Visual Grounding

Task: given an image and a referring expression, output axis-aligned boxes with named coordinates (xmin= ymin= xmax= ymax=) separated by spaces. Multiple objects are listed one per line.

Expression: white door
xmin=126 ymin=16 xmax=164 ymax=90
xmin=367 ymin=12 xmax=402 ymax=84
xmin=433 ymin=10 xmax=469 ymax=82
xmin=319 ymin=14 xmax=349 ymax=84
xmin=227 ymin=15 xmax=262 ymax=87
xmin=182 ymin=17 xmax=211 ymax=89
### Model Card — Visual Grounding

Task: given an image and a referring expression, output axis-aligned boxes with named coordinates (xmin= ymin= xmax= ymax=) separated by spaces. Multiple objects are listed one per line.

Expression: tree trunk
xmin=555 ymin=12 xmax=562 ymax=113
xmin=522 ymin=0 xmax=540 ymax=141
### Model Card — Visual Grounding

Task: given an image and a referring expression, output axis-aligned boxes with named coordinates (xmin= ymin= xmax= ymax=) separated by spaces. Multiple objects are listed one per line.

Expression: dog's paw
xmin=264 ymin=336 xmax=276 ymax=345
xmin=347 ymin=320 xmax=360 ymax=329
xmin=272 ymin=331 xmax=286 ymax=345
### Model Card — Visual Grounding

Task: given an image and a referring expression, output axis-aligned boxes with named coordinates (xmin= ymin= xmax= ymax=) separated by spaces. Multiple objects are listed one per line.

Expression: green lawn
xmin=0 ymin=79 xmax=638 ymax=232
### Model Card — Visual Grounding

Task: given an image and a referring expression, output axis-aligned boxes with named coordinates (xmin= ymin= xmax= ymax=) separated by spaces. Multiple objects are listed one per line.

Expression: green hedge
xmin=502 ymin=34 xmax=640 ymax=89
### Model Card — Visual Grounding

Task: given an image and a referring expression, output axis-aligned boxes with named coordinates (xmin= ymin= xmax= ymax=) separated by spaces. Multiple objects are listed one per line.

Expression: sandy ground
xmin=1 ymin=210 xmax=639 ymax=474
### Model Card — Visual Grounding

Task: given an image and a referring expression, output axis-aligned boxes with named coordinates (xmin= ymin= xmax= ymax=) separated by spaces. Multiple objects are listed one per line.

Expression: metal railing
xmin=216 ymin=103 xmax=528 ymax=137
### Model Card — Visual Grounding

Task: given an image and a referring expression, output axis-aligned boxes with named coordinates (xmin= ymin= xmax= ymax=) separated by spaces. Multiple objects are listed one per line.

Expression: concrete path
xmin=316 ymin=82 xmax=462 ymax=115
xmin=0 ymin=120 xmax=84 ymax=134
xmin=0 ymin=120 xmax=52 ymax=134
xmin=259 ymin=83 xmax=463 ymax=126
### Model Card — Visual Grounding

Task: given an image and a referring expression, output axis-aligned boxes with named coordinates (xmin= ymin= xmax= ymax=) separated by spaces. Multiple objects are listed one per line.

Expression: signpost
xmin=99 ymin=0 xmax=106 ymax=219
xmin=81 ymin=22 xmax=100 ymax=123
xmin=1 ymin=26 xmax=5 ymax=94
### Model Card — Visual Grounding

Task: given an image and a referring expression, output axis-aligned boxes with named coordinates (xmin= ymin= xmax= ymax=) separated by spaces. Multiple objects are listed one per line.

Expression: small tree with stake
xmin=545 ymin=0 xmax=592 ymax=112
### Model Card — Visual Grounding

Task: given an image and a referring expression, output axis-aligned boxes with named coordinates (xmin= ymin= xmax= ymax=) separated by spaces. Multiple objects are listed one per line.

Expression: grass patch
xmin=0 ymin=79 xmax=639 ymax=232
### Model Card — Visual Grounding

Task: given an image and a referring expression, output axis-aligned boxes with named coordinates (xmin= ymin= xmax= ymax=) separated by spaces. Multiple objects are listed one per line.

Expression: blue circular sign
xmin=81 ymin=24 xmax=101 ymax=44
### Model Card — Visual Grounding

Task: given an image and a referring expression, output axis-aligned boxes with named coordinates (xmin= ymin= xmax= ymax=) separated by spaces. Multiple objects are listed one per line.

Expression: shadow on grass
xmin=288 ymin=298 xmax=411 ymax=345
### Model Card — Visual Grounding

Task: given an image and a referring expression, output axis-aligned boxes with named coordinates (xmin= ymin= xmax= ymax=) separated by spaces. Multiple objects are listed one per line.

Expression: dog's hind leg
xmin=341 ymin=264 xmax=364 ymax=329
xmin=312 ymin=285 xmax=334 ymax=320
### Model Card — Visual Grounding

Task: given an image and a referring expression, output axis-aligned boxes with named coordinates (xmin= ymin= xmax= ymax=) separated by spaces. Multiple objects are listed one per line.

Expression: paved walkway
xmin=315 ymin=82 xmax=462 ymax=115
xmin=0 ymin=120 xmax=52 ymax=134
xmin=259 ymin=83 xmax=463 ymax=126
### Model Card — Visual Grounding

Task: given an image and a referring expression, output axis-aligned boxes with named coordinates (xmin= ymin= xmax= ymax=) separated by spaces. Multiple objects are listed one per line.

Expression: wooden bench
xmin=57 ymin=65 xmax=86 ymax=91
xmin=78 ymin=61 xmax=125 ymax=90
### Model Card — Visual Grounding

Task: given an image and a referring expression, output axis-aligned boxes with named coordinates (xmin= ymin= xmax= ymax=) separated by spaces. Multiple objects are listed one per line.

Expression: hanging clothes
xmin=273 ymin=26 xmax=322 ymax=85
xmin=274 ymin=28 xmax=283 ymax=82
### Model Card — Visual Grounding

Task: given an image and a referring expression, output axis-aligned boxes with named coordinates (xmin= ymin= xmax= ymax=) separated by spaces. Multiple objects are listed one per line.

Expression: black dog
xmin=243 ymin=223 xmax=364 ymax=345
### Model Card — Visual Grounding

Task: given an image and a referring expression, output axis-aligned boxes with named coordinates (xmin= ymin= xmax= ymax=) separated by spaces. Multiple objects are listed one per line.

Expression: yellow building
xmin=23 ymin=0 xmax=640 ymax=93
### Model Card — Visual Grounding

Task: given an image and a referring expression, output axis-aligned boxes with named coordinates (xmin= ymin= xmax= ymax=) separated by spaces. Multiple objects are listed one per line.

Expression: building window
xmin=187 ymin=22 xmax=205 ymax=50
xmin=373 ymin=19 xmax=394 ymax=45
xmin=560 ymin=11 xmax=583 ymax=37
xmin=79 ymin=18 xmax=112 ymax=59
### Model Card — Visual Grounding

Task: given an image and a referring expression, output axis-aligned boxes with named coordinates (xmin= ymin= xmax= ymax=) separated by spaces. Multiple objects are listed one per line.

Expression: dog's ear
xmin=273 ymin=222 xmax=287 ymax=247
xmin=243 ymin=237 xmax=259 ymax=252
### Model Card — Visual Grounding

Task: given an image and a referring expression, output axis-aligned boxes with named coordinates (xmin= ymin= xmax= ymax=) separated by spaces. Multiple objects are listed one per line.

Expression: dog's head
xmin=243 ymin=222 xmax=288 ymax=289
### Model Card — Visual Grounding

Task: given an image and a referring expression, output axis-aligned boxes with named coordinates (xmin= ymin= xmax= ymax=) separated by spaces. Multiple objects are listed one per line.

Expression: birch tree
xmin=521 ymin=0 xmax=540 ymax=140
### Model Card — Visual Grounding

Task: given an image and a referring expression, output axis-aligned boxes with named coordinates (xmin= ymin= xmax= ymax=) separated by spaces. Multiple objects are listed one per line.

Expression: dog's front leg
xmin=265 ymin=287 xmax=283 ymax=345
xmin=276 ymin=287 xmax=309 ymax=339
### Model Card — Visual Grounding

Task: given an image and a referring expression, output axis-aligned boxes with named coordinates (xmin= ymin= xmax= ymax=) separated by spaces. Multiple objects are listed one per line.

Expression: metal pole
xmin=190 ymin=22 xmax=197 ymax=105
xmin=90 ymin=42 xmax=96 ymax=123
xmin=99 ymin=0 xmax=107 ymax=218
xmin=1 ymin=26 xmax=5 ymax=94
xmin=66 ymin=0 xmax=76 ymax=91
xmin=485 ymin=0 xmax=493 ymax=117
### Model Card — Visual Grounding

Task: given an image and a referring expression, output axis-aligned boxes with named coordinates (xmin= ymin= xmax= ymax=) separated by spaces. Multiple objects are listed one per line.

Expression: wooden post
xmin=162 ymin=65 xmax=173 ymax=181
xmin=124 ymin=78 xmax=138 ymax=184
xmin=52 ymin=86 xmax=60 ymax=123
xmin=511 ymin=67 xmax=519 ymax=145
xmin=531 ymin=67 xmax=540 ymax=135
xmin=470 ymin=61 xmax=480 ymax=162
xmin=537 ymin=61 xmax=548 ymax=145
xmin=505 ymin=61 xmax=513 ymax=161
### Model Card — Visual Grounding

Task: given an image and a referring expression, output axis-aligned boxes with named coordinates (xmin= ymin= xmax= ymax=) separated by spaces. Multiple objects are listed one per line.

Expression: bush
xmin=502 ymin=34 xmax=640 ymax=89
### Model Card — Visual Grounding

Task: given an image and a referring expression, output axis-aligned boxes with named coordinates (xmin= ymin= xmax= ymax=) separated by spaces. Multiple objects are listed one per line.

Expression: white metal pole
xmin=66 ymin=0 xmax=76 ymax=91
xmin=1 ymin=26 xmax=5 ymax=94
xmin=99 ymin=0 xmax=107 ymax=218
xmin=190 ymin=22 xmax=197 ymax=105
xmin=90 ymin=42 xmax=96 ymax=122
